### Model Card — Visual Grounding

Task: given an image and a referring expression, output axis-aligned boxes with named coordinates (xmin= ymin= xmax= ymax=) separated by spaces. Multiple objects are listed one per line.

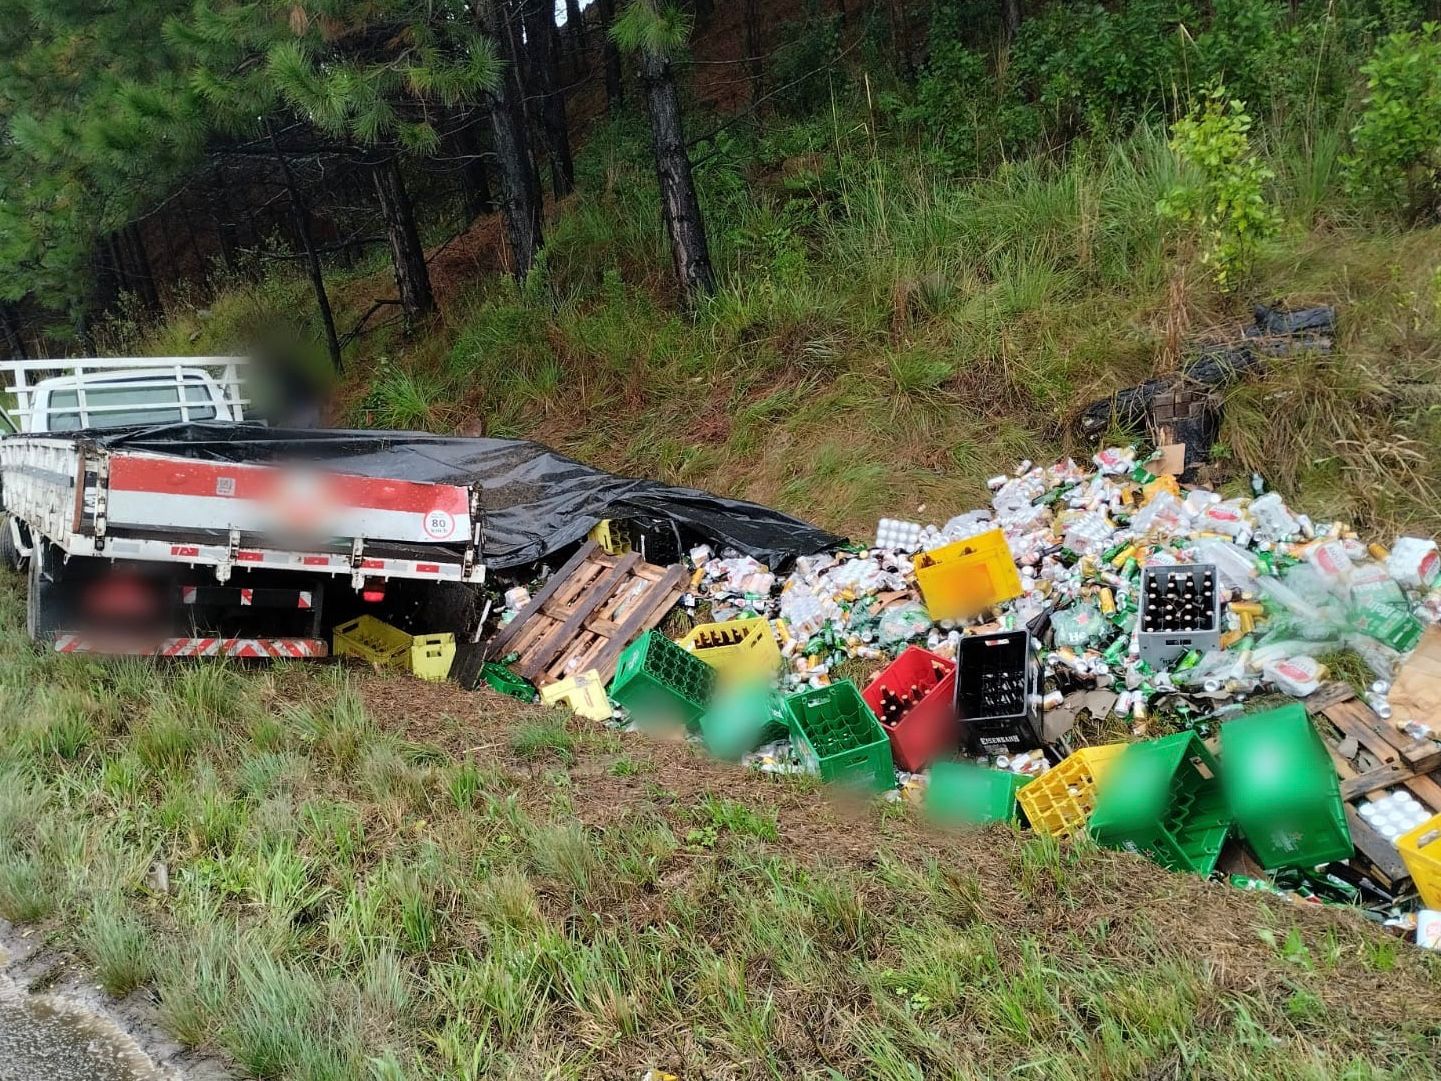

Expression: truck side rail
xmin=0 ymin=438 xmax=485 ymax=587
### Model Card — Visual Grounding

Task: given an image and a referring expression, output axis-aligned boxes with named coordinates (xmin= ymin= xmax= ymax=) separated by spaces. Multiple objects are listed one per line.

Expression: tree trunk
xmin=103 ymin=233 xmax=130 ymax=308
xmin=693 ymin=0 xmax=713 ymax=28
xmin=268 ymin=123 xmax=343 ymax=373
xmin=565 ymin=0 xmax=586 ymax=60
xmin=372 ymin=157 xmax=437 ymax=319
xmin=638 ymin=47 xmax=715 ymax=304
xmin=457 ymin=118 xmax=496 ymax=222
xmin=598 ymin=0 xmax=624 ymax=112
xmin=122 ymin=222 xmax=161 ymax=315
xmin=1001 ymin=0 xmax=1022 ymax=41
xmin=210 ymin=166 xmax=240 ymax=275
xmin=889 ymin=0 xmax=915 ymax=79
xmin=520 ymin=0 xmax=576 ymax=198
xmin=0 ymin=301 xmax=26 ymax=360
xmin=340 ymin=168 xmax=368 ymax=267
xmin=183 ymin=204 xmax=208 ymax=286
xmin=477 ymin=0 xmax=545 ymax=281
xmin=743 ymin=0 xmax=764 ymax=108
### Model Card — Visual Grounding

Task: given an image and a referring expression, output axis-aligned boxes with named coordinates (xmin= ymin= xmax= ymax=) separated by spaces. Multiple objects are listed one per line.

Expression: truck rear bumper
xmin=53 ymin=635 xmax=328 ymax=658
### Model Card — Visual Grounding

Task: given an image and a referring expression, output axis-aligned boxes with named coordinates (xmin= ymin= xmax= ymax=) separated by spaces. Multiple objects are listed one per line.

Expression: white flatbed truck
xmin=0 ymin=357 xmax=484 ymax=656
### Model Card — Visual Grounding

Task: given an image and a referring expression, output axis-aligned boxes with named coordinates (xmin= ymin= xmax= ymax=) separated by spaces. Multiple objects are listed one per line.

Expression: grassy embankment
xmin=2 ymin=572 xmax=1440 ymax=1079
xmin=137 ymin=109 xmax=1441 ymax=545
xmin=36 ymin=64 xmax=1441 ymax=1079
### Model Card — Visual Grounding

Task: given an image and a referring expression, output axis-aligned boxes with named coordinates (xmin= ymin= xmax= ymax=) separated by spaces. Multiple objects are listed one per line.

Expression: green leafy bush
xmin=1158 ymin=87 xmax=1280 ymax=289
xmin=1189 ymin=0 xmax=1304 ymax=116
xmin=1346 ymin=24 xmax=1441 ymax=218
xmin=1011 ymin=0 xmax=1188 ymax=132
xmin=896 ymin=38 xmax=1039 ymax=173
xmin=770 ymin=1 xmax=843 ymax=116
xmin=1009 ymin=0 xmax=1376 ymax=137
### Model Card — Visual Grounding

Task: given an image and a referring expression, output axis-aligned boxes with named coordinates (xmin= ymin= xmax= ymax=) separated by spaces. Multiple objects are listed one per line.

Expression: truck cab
xmin=5 ymin=363 xmax=241 ymax=434
xmin=27 ymin=368 xmax=235 ymax=432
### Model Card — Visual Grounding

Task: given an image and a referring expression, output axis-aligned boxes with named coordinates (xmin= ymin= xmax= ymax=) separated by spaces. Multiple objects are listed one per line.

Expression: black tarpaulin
xmin=86 ymin=423 xmax=843 ymax=569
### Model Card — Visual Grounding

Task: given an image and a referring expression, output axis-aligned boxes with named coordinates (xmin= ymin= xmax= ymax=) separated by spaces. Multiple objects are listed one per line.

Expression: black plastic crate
xmin=953 ymin=630 xmax=1043 ymax=755
xmin=1138 ymin=563 xmax=1221 ymax=666
xmin=636 ymin=522 xmax=685 ymax=567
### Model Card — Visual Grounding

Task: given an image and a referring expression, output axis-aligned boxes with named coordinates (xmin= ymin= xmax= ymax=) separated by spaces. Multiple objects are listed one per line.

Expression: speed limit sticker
xmin=423 ymin=509 xmax=457 ymax=540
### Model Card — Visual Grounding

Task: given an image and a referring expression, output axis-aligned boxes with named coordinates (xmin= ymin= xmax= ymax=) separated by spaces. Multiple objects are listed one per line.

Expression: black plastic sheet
xmin=86 ymin=424 xmax=843 ymax=570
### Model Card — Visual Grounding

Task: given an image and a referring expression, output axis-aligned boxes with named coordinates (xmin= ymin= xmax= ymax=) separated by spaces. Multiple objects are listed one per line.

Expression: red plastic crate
xmin=863 ymin=646 xmax=959 ymax=772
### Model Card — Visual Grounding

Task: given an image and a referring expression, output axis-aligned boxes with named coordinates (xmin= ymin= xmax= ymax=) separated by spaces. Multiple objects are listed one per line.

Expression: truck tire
xmin=0 ymin=515 xmax=23 ymax=573
xmin=26 ymin=542 xmax=63 ymax=644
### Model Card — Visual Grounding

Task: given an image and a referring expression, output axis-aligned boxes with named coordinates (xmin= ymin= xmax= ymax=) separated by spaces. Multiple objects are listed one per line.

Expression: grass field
xmin=2 ymin=571 xmax=1439 ymax=1080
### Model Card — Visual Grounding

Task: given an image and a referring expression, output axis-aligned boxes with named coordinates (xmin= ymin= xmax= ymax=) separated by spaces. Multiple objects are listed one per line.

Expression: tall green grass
xmin=135 ymin=91 xmax=1441 ymax=543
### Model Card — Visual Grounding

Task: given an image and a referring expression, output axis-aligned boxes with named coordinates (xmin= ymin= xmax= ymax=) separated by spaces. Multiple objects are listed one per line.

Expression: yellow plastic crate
xmin=1397 ymin=813 xmax=1441 ymax=909
xmin=540 ymin=670 xmax=614 ymax=721
xmin=334 ymin=616 xmax=455 ymax=681
xmin=1017 ymin=744 xmax=1128 ymax=840
xmin=333 ymin=616 xmax=412 ymax=668
xmin=679 ymin=617 xmax=781 ymax=680
xmin=914 ymin=529 xmax=1023 ymax=621
xmin=589 ymin=519 xmax=633 ymax=555
xmin=410 ymin=633 xmax=456 ymax=682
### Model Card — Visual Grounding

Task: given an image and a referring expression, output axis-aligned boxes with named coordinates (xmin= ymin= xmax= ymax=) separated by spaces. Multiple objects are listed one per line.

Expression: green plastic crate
xmin=1089 ymin=732 xmax=1232 ymax=875
xmin=698 ymin=683 xmax=789 ymax=760
xmin=609 ymin=630 xmax=716 ymax=729
xmin=782 ymin=680 xmax=895 ymax=791
xmin=925 ymin=762 xmax=1031 ymax=826
xmin=481 ymin=662 xmax=538 ymax=704
xmin=1220 ymin=703 xmax=1352 ymax=870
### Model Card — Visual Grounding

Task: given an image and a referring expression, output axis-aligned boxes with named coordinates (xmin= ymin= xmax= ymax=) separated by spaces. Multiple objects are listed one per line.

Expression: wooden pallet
xmin=1309 ymin=683 xmax=1441 ymax=805
xmin=1307 ymin=682 xmax=1441 ymax=887
xmin=484 ymin=541 xmax=687 ymax=688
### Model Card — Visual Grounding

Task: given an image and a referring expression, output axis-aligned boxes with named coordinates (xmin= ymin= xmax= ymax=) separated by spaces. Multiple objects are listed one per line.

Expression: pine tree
xmin=475 ymin=0 xmax=546 ymax=281
xmin=1001 ymin=0 xmax=1023 ymax=42
xmin=564 ymin=0 xmax=588 ymax=62
xmin=0 ymin=0 xmax=204 ymax=328
xmin=611 ymin=1 xmax=715 ymax=304
xmin=517 ymin=0 xmax=577 ymax=198
xmin=597 ymin=0 xmax=626 ymax=112
xmin=168 ymin=1 xmax=502 ymax=322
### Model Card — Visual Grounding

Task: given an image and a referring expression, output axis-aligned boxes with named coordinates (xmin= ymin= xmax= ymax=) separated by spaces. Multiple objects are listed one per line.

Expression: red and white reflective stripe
xmin=104 ymin=454 xmax=469 ymax=544
xmin=54 ymin=635 xmax=327 ymax=658
xmin=107 ymin=454 xmax=469 ymax=515
xmin=181 ymin=586 xmax=197 ymax=605
xmin=127 ymin=540 xmax=469 ymax=581
xmin=298 ymin=592 xmax=313 ymax=610
xmin=239 ymin=588 xmax=253 ymax=606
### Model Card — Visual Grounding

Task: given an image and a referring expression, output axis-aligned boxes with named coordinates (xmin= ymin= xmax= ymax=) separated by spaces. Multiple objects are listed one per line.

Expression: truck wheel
xmin=26 ymin=543 xmax=63 ymax=644
xmin=0 ymin=515 xmax=24 ymax=573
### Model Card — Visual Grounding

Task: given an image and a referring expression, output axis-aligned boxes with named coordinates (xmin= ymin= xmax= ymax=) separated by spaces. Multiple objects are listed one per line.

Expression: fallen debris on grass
xmin=474 ymin=443 xmax=1441 ymax=948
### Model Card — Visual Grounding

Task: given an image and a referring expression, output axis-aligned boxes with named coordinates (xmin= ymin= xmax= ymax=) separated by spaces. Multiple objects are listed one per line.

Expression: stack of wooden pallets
xmin=483 ymin=540 xmax=687 ymax=688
